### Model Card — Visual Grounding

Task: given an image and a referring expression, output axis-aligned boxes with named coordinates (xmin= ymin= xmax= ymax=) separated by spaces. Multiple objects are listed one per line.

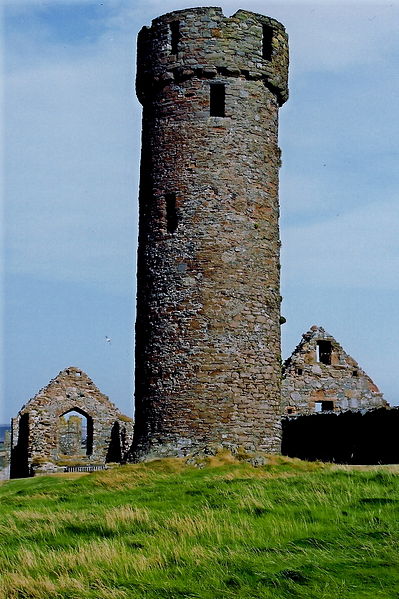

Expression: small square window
xmin=315 ymin=400 xmax=334 ymax=412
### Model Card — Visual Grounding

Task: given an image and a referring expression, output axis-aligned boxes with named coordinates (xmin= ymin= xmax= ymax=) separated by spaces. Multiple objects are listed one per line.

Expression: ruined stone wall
xmin=132 ymin=8 xmax=289 ymax=460
xmin=10 ymin=367 xmax=134 ymax=477
xmin=0 ymin=431 xmax=11 ymax=480
xmin=282 ymin=326 xmax=387 ymax=416
xmin=58 ymin=415 xmax=83 ymax=456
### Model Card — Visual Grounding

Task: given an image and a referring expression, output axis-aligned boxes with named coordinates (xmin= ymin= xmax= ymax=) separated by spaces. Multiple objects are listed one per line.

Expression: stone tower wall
xmin=132 ymin=8 xmax=289 ymax=459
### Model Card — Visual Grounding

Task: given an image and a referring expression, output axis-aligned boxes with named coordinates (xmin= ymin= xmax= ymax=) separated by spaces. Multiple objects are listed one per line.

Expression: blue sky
xmin=3 ymin=0 xmax=399 ymax=422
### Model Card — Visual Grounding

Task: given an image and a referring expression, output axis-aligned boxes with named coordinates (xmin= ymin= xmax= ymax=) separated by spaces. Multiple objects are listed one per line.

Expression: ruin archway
xmin=58 ymin=408 xmax=93 ymax=457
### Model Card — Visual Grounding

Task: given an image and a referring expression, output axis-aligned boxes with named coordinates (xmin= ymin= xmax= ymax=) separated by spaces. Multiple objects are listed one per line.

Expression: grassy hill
xmin=0 ymin=454 xmax=398 ymax=598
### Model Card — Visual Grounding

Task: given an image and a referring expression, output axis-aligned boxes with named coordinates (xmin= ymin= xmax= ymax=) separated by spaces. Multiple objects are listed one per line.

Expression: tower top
xmin=136 ymin=7 xmax=288 ymax=106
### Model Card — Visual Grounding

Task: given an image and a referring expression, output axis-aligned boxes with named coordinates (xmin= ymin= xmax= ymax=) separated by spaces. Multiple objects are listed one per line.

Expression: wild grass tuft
xmin=0 ymin=456 xmax=398 ymax=598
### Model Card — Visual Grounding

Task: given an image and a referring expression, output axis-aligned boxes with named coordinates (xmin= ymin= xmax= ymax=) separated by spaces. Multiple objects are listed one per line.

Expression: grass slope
xmin=0 ymin=455 xmax=398 ymax=598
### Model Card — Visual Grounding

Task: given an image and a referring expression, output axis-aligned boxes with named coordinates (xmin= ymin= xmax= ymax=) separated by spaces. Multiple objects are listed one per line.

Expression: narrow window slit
xmin=210 ymin=83 xmax=225 ymax=117
xmin=165 ymin=193 xmax=178 ymax=233
xmin=262 ymin=24 xmax=273 ymax=61
xmin=170 ymin=21 xmax=180 ymax=54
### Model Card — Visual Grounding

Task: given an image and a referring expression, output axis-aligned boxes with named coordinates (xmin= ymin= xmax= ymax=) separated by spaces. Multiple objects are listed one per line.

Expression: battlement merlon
xmin=136 ymin=7 xmax=289 ymax=106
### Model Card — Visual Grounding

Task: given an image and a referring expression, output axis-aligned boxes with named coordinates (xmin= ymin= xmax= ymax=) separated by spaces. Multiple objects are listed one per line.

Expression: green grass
xmin=0 ymin=455 xmax=398 ymax=598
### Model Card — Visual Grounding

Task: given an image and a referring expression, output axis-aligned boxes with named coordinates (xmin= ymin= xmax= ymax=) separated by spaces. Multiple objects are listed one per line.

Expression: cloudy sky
xmin=3 ymin=0 xmax=399 ymax=422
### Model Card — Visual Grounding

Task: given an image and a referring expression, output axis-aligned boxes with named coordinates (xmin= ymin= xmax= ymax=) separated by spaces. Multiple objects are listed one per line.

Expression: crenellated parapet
xmin=136 ymin=7 xmax=288 ymax=106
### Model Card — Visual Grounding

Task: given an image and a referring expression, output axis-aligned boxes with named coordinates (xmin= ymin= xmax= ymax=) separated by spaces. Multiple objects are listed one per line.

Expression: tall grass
xmin=0 ymin=456 xmax=398 ymax=598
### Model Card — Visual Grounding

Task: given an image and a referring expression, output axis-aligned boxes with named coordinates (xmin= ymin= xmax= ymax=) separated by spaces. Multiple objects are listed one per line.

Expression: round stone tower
xmin=132 ymin=7 xmax=289 ymax=460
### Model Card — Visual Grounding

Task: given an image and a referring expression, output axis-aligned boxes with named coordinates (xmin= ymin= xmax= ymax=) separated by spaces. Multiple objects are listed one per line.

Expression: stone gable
xmin=10 ymin=367 xmax=134 ymax=477
xmin=281 ymin=326 xmax=388 ymax=416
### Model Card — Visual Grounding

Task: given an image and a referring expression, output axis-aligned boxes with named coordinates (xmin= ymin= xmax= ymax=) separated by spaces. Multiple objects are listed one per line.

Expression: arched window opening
xmin=58 ymin=410 xmax=93 ymax=457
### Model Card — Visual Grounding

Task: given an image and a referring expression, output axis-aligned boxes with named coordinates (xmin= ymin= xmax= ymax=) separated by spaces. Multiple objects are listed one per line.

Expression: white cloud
xmin=6 ymin=0 xmax=399 ymax=289
xmin=4 ymin=0 xmax=114 ymax=6
xmin=4 ymin=0 xmax=399 ymax=418
xmin=282 ymin=198 xmax=399 ymax=290
xmin=5 ymin=12 xmax=140 ymax=290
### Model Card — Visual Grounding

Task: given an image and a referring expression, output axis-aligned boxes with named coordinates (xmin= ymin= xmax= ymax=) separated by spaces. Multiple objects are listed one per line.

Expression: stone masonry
xmin=282 ymin=326 xmax=388 ymax=416
xmin=131 ymin=7 xmax=289 ymax=460
xmin=0 ymin=431 xmax=11 ymax=481
xmin=58 ymin=414 xmax=84 ymax=456
xmin=10 ymin=367 xmax=134 ymax=477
